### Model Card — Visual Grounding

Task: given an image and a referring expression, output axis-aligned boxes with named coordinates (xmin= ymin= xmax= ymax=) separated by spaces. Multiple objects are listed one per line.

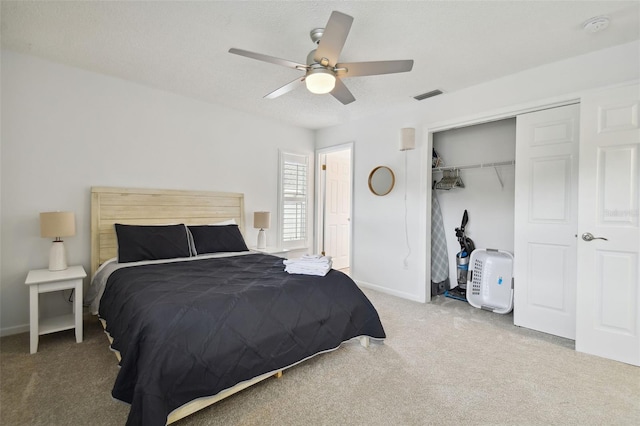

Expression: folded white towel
xmin=283 ymin=254 xmax=333 ymax=276
xmin=283 ymin=255 xmax=332 ymax=266
xmin=285 ymin=263 xmax=332 ymax=277
xmin=302 ymin=254 xmax=332 ymax=262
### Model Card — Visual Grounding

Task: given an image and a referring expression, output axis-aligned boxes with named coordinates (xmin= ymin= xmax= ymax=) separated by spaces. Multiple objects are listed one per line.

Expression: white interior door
xmin=514 ymin=104 xmax=580 ymax=339
xmin=324 ymin=149 xmax=351 ymax=270
xmin=576 ymin=83 xmax=640 ymax=366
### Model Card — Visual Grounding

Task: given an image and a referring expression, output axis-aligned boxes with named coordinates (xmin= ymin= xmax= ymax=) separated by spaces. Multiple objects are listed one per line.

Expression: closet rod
xmin=433 ymin=160 xmax=515 ymax=172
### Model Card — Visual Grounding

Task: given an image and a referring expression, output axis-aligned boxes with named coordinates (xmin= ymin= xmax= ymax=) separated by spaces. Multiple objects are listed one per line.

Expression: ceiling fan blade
xmin=314 ymin=11 xmax=353 ymax=66
xmin=229 ymin=48 xmax=307 ymax=70
xmin=264 ymin=77 xmax=305 ymax=99
xmin=331 ymin=78 xmax=355 ymax=105
xmin=336 ymin=60 xmax=414 ymax=77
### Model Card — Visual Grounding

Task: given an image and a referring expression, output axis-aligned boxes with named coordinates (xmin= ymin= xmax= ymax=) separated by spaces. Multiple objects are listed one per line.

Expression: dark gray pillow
xmin=115 ymin=224 xmax=192 ymax=263
xmin=188 ymin=224 xmax=248 ymax=255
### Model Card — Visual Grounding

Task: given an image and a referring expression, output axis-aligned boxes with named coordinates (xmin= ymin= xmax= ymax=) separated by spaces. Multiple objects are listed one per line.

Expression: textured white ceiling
xmin=2 ymin=1 xmax=639 ymax=129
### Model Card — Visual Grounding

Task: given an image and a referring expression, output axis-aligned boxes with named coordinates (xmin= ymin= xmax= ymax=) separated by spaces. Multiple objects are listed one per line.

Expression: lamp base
xmin=257 ymin=229 xmax=266 ymax=250
xmin=49 ymin=241 xmax=68 ymax=271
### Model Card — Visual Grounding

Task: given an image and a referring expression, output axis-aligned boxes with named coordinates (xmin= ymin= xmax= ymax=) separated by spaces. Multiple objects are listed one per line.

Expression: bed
xmin=87 ymin=187 xmax=386 ymax=425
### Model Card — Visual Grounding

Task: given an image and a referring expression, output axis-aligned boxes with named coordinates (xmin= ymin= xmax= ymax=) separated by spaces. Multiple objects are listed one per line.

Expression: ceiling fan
xmin=228 ymin=11 xmax=414 ymax=105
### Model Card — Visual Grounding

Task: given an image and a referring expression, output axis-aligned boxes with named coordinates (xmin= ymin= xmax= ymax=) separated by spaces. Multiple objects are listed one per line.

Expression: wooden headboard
xmin=90 ymin=187 xmax=245 ymax=277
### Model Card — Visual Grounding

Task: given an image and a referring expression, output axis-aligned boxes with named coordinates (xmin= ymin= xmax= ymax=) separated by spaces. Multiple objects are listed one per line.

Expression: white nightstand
xmin=24 ymin=265 xmax=86 ymax=354
xmin=251 ymin=247 xmax=289 ymax=259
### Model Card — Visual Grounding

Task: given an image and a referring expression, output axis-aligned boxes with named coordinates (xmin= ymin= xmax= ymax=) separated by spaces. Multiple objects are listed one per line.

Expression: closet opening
xmin=430 ymin=118 xmax=517 ymax=303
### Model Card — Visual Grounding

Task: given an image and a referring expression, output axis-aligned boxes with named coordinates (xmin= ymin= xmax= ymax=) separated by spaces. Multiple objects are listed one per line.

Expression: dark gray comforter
xmin=98 ymin=253 xmax=386 ymax=425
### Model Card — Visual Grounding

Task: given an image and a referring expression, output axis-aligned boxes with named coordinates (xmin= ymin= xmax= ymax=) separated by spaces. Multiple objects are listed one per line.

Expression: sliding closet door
xmin=576 ymin=83 xmax=639 ymax=366
xmin=514 ymin=104 xmax=580 ymax=339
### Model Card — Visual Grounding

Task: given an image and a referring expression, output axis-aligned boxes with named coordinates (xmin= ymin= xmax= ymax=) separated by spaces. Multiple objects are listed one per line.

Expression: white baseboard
xmin=355 ymin=279 xmax=426 ymax=303
xmin=1 ymin=323 xmax=29 ymax=337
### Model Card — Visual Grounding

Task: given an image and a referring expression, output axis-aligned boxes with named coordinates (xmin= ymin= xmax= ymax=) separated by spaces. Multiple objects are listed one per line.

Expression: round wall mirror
xmin=368 ymin=166 xmax=395 ymax=196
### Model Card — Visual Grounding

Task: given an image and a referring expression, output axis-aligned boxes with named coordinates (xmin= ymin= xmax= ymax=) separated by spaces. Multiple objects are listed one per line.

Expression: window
xmin=279 ymin=152 xmax=309 ymax=249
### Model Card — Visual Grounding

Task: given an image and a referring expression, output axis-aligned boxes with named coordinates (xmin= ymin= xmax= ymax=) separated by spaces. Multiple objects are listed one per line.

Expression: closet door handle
xmin=582 ymin=232 xmax=608 ymax=242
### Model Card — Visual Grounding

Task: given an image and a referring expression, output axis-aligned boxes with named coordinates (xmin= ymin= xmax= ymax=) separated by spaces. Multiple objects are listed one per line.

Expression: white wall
xmin=0 ymin=50 xmax=314 ymax=335
xmin=316 ymin=40 xmax=640 ymax=303
xmin=433 ymin=118 xmax=516 ymax=288
xmin=4 ymin=41 xmax=637 ymax=334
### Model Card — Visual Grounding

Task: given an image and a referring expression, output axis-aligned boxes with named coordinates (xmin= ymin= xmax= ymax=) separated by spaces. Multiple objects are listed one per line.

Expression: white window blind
xmin=280 ymin=152 xmax=309 ymax=248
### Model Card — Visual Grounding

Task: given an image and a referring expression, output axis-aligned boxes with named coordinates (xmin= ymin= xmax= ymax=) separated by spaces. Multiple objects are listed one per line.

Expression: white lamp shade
xmin=40 ymin=211 xmax=76 ymax=239
xmin=253 ymin=211 xmax=271 ymax=229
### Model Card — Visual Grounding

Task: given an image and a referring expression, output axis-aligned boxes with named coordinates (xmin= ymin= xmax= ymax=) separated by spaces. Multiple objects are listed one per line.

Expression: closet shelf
xmin=432 ymin=160 xmax=515 ymax=172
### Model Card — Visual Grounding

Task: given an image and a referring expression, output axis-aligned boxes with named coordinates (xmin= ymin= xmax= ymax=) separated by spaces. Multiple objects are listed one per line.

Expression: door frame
xmin=422 ymin=96 xmax=581 ymax=301
xmin=315 ymin=142 xmax=354 ymax=270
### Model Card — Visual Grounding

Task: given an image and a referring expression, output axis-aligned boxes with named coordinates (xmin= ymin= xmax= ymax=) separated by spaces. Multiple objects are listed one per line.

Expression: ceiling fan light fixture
xmin=229 ymin=11 xmax=413 ymax=104
xmin=305 ymin=68 xmax=336 ymax=94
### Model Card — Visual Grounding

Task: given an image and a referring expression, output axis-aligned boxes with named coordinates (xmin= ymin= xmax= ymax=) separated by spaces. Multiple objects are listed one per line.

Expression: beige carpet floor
xmin=1 ymin=288 xmax=639 ymax=425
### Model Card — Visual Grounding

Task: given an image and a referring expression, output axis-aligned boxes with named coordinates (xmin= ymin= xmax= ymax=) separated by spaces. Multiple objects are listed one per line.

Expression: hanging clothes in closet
xmin=431 ymin=189 xmax=450 ymax=296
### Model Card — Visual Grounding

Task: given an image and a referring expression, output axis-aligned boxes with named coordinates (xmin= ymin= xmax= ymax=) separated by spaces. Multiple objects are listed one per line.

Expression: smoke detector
xmin=583 ymin=16 xmax=610 ymax=33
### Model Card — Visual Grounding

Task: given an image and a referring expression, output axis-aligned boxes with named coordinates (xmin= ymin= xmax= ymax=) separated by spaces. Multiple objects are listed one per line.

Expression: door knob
xmin=582 ymin=232 xmax=608 ymax=242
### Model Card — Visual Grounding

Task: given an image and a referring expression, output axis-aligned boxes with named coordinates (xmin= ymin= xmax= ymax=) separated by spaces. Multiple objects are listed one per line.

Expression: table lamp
xmin=253 ymin=211 xmax=270 ymax=249
xmin=40 ymin=211 xmax=76 ymax=271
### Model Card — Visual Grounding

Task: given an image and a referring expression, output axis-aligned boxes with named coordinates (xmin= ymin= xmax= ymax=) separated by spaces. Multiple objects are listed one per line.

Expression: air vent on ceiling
xmin=413 ymin=89 xmax=443 ymax=101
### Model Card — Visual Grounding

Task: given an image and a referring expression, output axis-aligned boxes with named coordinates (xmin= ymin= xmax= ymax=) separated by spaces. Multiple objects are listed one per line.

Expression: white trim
xmin=427 ymin=96 xmax=581 ymax=134
xmin=422 ymin=92 xmax=581 ymax=304
xmin=420 ymin=82 xmax=639 ymax=304
xmin=425 ymin=80 xmax=640 ymax=135
xmin=419 ymin=129 xmax=432 ymax=303
xmin=1 ymin=323 xmax=29 ymax=337
xmin=355 ymin=279 xmax=425 ymax=303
